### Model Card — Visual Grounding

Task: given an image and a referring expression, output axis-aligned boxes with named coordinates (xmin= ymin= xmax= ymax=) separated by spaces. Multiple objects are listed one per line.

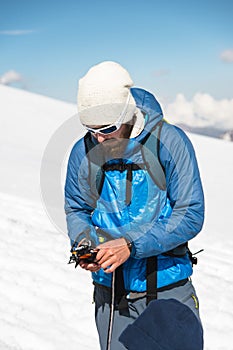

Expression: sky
xmin=0 ymin=0 xmax=233 ymax=104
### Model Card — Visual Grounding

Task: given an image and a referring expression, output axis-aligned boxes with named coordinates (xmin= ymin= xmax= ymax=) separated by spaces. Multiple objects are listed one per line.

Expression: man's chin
xmin=102 ymin=138 xmax=119 ymax=148
xmin=102 ymin=138 xmax=129 ymax=158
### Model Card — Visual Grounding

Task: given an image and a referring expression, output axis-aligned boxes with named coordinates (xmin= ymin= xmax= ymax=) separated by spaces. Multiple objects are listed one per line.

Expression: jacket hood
xmin=130 ymin=87 xmax=164 ymax=140
xmin=87 ymin=87 xmax=164 ymax=162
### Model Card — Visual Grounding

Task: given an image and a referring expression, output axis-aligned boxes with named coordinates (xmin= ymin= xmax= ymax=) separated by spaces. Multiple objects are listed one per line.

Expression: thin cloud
xmin=0 ymin=70 xmax=23 ymax=85
xmin=164 ymin=93 xmax=233 ymax=130
xmin=152 ymin=69 xmax=170 ymax=77
xmin=0 ymin=29 xmax=35 ymax=36
xmin=220 ymin=49 xmax=233 ymax=63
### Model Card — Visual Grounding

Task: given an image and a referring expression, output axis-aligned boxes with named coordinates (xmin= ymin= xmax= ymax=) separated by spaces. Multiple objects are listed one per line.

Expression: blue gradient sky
xmin=1 ymin=0 xmax=233 ymax=103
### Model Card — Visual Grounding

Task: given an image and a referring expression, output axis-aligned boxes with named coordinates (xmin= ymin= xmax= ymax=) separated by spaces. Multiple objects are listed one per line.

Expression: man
xmin=65 ymin=61 xmax=204 ymax=350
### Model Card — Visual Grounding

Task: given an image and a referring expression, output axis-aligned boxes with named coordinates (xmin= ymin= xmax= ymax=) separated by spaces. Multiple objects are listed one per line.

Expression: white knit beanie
xmin=77 ymin=61 xmax=137 ymax=126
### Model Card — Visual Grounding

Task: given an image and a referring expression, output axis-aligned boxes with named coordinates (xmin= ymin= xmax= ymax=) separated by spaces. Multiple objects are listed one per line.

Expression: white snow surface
xmin=0 ymin=85 xmax=233 ymax=349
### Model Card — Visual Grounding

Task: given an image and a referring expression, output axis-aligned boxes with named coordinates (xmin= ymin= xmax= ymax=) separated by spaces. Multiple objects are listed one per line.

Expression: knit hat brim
xmin=79 ymin=100 xmax=136 ymax=126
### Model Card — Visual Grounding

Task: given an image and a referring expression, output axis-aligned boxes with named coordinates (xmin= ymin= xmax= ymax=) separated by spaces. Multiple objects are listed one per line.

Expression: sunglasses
xmin=83 ymin=93 xmax=132 ymax=135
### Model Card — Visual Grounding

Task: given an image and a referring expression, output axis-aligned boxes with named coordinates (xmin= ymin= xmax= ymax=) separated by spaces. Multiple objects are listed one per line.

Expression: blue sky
xmin=1 ymin=0 xmax=233 ymax=103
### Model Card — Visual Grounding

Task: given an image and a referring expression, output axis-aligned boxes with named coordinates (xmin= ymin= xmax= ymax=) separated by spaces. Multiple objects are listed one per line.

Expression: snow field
xmin=0 ymin=193 xmax=98 ymax=350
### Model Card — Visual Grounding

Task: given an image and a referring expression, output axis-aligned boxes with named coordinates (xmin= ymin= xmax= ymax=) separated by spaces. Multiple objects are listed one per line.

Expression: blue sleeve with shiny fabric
xmin=64 ymin=138 xmax=97 ymax=246
xmin=126 ymin=124 xmax=205 ymax=258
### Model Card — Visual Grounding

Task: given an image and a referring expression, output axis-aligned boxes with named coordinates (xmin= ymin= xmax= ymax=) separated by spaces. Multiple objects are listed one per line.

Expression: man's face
xmin=91 ymin=123 xmax=133 ymax=158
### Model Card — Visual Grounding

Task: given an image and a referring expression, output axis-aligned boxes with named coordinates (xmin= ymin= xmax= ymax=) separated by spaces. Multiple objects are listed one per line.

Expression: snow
xmin=187 ymin=134 xmax=233 ymax=349
xmin=0 ymin=85 xmax=233 ymax=349
xmin=0 ymin=193 xmax=98 ymax=350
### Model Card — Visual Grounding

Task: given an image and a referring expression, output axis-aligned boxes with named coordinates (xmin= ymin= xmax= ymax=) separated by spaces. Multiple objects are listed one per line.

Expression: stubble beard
xmin=101 ymin=124 xmax=133 ymax=160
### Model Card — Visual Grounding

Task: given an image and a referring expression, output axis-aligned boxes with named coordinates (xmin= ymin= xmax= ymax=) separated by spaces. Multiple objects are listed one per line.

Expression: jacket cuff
xmin=124 ymin=235 xmax=136 ymax=257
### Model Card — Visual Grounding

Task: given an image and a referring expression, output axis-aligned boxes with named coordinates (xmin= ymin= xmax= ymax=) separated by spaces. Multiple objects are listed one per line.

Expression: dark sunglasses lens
xmin=100 ymin=125 xmax=118 ymax=134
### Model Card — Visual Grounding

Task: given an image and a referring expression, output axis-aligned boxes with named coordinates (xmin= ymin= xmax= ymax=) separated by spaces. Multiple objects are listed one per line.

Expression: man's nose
xmin=95 ymin=133 xmax=107 ymax=143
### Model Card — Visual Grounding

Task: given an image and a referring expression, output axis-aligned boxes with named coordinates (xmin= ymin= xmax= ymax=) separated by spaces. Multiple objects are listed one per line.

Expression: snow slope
xmin=0 ymin=192 xmax=98 ymax=350
xmin=187 ymin=134 xmax=233 ymax=349
xmin=0 ymin=85 xmax=233 ymax=349
xmin=0 ymin=85 xmax=78 ymax=202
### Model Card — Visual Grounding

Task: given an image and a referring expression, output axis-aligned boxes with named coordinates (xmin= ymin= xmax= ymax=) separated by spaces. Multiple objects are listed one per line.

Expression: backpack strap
xmin=141 ymin=119 xmax=166 ymax=191
xmin=84 ymin=134 xmax=146 ymax=203
xmin=114 ymin=265 xmax=129 ymax=315
xmin=102 ymin=162 xmax=147 ymax=205
xmin=84 ymin=119 xmax=166 ymax=202
xmin=84 ymin=133 xmax=106 ymax=202
xmin=146 ymin=256 xmax=158 ymax=305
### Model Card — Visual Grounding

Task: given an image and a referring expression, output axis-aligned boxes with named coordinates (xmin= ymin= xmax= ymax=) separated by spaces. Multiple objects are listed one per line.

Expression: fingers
xmin=95 ymin=248 xmax=107 ymax=262
xmin=95 ymin=245 xmax=130 ymax=273
xmin=103 ymin=262 xmax=120 ymax=273
xmin=79 ymin=238 xmax=130 ymax=273
xmin=79 ymin=260 xmax=101 ymax=272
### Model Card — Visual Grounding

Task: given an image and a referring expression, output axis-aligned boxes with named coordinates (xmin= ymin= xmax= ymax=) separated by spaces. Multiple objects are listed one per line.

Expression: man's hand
xmin=76 ymin=238 xmax=101 ymax=272
xmin=79 ymin=237 xmax=131 ymax=273
xmin=79 ymin=260 xmax=101 ymax=272
xmin=95 ymin=237 xmax=131 ymax=273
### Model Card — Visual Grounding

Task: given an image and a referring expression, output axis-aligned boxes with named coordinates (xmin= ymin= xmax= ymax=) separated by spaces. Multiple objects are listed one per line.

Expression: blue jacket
xmin=65 ymin=88 xmax=204 ymax=292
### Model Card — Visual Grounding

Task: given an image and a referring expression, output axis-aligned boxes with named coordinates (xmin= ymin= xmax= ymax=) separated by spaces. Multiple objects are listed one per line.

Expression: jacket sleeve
xmin=64 ymin=139 xmax=97 ymax=246
xmin=126 ymin=124 xmax=205 ymax=259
